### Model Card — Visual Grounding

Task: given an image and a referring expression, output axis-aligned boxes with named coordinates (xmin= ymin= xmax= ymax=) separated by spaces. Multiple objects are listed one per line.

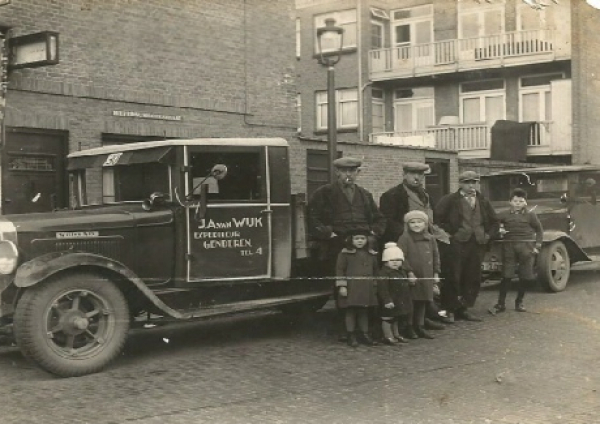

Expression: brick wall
xmin=290 ymin=138 xmax=459 ymax=199
xmin=571 ymin=0 xmax=600 ymax=165
xmin=1 ymin=0 xmax=298 ymax=202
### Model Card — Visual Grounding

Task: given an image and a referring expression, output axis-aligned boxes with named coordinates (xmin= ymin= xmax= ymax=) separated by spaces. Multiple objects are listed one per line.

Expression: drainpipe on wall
xmin=0 ymin=27 xmax=10 ymax=215
xmin=357 ymin=0 xmax=363 ymax=142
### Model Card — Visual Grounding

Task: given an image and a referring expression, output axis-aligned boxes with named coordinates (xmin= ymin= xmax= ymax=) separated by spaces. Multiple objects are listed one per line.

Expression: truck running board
xmin=134 ymin=290 xmax=331 ymax=325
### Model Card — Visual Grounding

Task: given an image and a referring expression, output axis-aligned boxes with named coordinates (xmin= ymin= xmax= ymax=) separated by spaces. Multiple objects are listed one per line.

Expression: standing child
xmin=398 ymin=210 xmax=441 ymax=340
xmin=336 ymin=229 xmax=379 ymax=347
xmin=490 ymin=188 xmax=543 ymax=314
xmin=377 ymin=242 xmax=412 ymax=345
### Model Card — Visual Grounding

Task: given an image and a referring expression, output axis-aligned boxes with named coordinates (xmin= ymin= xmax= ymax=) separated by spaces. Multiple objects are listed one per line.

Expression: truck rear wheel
xmin=537 ymin=241 xmax=571 ymax=292
xmin=14 ymin=273 xmax=129 ymax=377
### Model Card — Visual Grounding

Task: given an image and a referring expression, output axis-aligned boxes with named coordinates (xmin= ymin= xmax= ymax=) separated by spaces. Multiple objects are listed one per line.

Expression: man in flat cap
xmin=434 ymin=170 xmax=499 ymax=322
xmin=380 ymin=162 xmax=451 ymax=330
xmin=308 ymin=156 xmax=385 ymax=339
xmin=309 ymin=156 xmax=385 ymax=273
xmin=380 ymin=162 xmax=434 ymax=244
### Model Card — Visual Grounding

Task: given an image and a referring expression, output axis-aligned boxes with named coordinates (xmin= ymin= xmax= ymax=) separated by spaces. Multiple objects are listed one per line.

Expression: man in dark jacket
xmin=308 ymin=157 xmax=386 ymax=278
xmin=434 ymin=171 xmax=499 ymax=322
xmin=379 ymin=162 xmax=432 ymax=244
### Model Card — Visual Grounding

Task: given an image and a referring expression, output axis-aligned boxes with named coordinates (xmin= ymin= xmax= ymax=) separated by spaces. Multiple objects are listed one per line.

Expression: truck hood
xmin=0 ymin=204 xmax=173 ymax=236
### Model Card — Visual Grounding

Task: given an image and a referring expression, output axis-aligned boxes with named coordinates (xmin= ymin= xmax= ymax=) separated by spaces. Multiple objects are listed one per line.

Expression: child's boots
xmin=347 ymin=332 xmax=359 ymax=348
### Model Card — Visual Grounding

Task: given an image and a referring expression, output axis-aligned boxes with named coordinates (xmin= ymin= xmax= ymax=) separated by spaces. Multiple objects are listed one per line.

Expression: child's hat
xmin=403 ymin=210 xmax=429 ymax=223
xmin=346 ymin=227 xmax=371 ymax=237
xmin=382 ymin=242 xmax=404 ymax=262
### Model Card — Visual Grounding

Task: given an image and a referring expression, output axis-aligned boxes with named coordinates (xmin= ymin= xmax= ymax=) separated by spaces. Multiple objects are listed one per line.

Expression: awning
xmin=68 ymin=146 xmax=175 ymax=170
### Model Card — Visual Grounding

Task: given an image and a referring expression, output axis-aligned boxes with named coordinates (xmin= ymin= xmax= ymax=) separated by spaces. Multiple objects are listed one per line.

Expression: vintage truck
xmin=480 ymin=165 xmax=600 ymax=292
xmin=0 ymin=138 xmax=330 ymax=377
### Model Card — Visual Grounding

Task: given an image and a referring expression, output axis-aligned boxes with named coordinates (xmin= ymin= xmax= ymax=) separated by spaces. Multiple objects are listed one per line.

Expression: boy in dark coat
xmin=377 ymin=242 xmax=412 ymax=345
xmin=490 ymin=188 xmax=543 ymax=314
xmin=398 ymin=210 xmax=441 ymax=340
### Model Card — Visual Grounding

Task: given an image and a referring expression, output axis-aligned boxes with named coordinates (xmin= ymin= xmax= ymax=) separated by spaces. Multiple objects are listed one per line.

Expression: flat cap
xmin=458 ymin=170 xmax=480 ymax=182
xmin=402 ymin=162 xmax=430 ymax=173
xmin=333 ymin=157 xmax=362 ymax=168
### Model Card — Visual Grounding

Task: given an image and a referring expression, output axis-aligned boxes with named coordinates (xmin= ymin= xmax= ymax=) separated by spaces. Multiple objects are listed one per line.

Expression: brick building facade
xmin=0 ymin=0 xmax=300 ymax=211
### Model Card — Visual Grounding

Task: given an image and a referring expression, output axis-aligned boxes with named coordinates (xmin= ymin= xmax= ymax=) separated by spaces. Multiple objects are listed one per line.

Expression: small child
xmin=398 ymin=210 xmax=441 ymax=340
xmin=377 ymin=242 xmax=412 ymax=346
xmin=490 ymin=188 xmax=543 ymax=314
xmin=336 ymin=229 xmax=380 ymax=347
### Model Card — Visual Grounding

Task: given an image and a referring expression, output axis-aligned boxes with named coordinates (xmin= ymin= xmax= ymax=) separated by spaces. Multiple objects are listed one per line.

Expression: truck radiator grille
xmin=32 ymin=237 xmax=124 ymax=258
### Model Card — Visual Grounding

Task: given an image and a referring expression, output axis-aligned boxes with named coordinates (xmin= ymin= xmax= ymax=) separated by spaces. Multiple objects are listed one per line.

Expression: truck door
xmin=185 ymin=146 xmax=271 ymax=281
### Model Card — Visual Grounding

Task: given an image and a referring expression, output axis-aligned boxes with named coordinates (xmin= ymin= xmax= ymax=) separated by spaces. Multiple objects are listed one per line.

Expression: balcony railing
xmin=370 ymin=121 xmax=554 ymax=157
xmin=370 ymin=29 xmax=560 ymax=80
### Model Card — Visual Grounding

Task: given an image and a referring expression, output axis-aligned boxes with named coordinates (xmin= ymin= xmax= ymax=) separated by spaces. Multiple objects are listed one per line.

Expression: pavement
xmin=1 ymin=266 xmax=600 ymax=424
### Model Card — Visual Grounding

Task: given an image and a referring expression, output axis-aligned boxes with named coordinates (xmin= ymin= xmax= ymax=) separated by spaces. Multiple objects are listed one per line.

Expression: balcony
xmin=369 ymin=29 xmax=568 ymax=81
xmin=370 ymin=121 xmax=565 ymax=159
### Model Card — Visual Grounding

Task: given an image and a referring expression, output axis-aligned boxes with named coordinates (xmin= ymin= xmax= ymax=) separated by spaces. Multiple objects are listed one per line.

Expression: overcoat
xmin=379 ymin=183 xmax=431 ymax=243
xmin=377 ymin=266 xmax=413 ymax=317
xmin=335 ymin=248 xmax=379 ymax=308
xmin=398 ymin=229 xmax=440 ymax=302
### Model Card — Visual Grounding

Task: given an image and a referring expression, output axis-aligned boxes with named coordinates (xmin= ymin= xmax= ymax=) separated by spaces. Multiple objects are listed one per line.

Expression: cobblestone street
xmin=1 ymin=267 xmax=600 ymax=424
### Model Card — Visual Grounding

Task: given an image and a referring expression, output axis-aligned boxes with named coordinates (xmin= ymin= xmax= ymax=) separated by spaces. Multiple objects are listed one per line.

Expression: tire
xmin=13 ymin=273 xmax=130 ymax=377
xmin=537 ymin=241 xmax=571 ymax=292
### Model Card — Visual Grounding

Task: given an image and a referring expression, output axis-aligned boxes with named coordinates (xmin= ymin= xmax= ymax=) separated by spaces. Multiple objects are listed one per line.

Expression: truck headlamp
xmin=0 ymin=241 xmax=18 ymax=274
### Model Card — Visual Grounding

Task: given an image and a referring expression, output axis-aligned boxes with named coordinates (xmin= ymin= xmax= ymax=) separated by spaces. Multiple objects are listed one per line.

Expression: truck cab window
xmin=190 ymin=152 xmax=262 ymax=201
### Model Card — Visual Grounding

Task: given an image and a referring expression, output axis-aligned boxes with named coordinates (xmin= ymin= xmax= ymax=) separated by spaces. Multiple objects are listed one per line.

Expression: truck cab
xmin=0 ymin=138 xmax=329 ymax=377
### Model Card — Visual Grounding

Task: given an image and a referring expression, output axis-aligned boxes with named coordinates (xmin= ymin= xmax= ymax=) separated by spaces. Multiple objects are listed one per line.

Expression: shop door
xmin=185 ymin=146 xmax=272 ymax=282
xmin=2 ymin=129 xmax=68 ymax=214
xmin=425 ymin=160 xmax=449 ymax=208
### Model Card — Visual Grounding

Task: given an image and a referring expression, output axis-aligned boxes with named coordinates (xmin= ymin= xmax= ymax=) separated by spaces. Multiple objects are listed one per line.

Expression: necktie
xmin=344 ymin=185 xmax=355 ymax=202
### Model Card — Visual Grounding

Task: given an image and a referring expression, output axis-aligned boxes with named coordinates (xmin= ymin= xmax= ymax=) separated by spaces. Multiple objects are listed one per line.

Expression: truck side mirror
xmin=143 ymin=192 xmax=167 ymax=211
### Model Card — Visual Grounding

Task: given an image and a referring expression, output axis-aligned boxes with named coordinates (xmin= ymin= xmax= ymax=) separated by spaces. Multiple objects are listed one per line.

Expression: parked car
xmin=480 ymin=165 xmax=600 ymax=292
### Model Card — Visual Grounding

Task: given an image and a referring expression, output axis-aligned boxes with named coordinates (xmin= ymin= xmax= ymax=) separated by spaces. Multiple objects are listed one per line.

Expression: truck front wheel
xmin=537 ymin=241 xmax=571 ymax=292
xmin=14 ymin=273 xmax=129 ymax=377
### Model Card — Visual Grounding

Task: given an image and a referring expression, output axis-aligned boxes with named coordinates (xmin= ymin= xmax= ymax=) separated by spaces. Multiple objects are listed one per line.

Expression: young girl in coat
xmin=377 ymin=242 xmax=412 ymax=345
xmin=398 ymin=210 xmax=441 ymax=340
xmin=336 ymin=229 xmax=379 ymax=347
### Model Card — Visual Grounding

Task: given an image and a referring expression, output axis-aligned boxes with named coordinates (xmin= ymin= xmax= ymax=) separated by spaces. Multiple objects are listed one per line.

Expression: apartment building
xmin=297 ymin=0 xmax=600 ymax=190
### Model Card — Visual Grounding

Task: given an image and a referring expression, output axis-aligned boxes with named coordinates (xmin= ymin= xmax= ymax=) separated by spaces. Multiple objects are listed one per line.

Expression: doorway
xmin=2 ymin=128 xmax=68 ymax=214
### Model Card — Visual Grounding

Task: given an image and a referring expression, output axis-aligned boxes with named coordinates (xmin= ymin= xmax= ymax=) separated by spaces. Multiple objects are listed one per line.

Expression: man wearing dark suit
xmin=308 ymin=156 xmax=386 ymax=278
xmin=434 ymin=171 xmax=499 ymax=322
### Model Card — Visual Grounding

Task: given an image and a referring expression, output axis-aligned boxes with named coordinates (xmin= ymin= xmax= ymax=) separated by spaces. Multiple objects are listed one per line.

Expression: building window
xmin=316 ymin=88 xmax=358 ymax=131
xmin=458 ymin=2 xmax=504 ymax=38
xmin=296 ymin=93 xmax=302 ymax=133
xmin=306 ymin=149 xmax=342 ymax=199
xmin=371 ymin=21 xmax=385 ymax=49
xmin=314 ymin=9 xmax=357 ymax=54
xmin=460 ymin=79 xmax=505 ymax=124
xmin=393 ymin=87 xmax=434 ymax=132
xmin=372 ymin=89 xmax=385 ymax=134
xmin=391 ymin=4 xmax=432 ymax=49
xmin=296 ymin=18 xmax=301 ymax=58
xmin=519 ymin=73 xmax=563 ymax=123
xmin=517 ymin=2 xmax=554 ymax=31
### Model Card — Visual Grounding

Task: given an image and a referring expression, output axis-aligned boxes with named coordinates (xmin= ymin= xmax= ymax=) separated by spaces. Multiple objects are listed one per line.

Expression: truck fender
xmin=14 ymin=251 xmax=185 ymax=319
xmin=542 ymin=230 xmax=591 ymax=263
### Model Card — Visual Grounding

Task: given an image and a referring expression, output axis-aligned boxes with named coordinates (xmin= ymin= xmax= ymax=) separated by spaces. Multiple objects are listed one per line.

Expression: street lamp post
xmin=316 ymin=18 xmax=344 ymax=184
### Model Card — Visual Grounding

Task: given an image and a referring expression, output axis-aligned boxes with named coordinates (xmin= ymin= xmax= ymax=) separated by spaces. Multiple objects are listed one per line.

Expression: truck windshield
xmin=102 ymin=163 xmax=170 ymax=203
xmin=485 ymin=172 xmax=568 ymax=202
